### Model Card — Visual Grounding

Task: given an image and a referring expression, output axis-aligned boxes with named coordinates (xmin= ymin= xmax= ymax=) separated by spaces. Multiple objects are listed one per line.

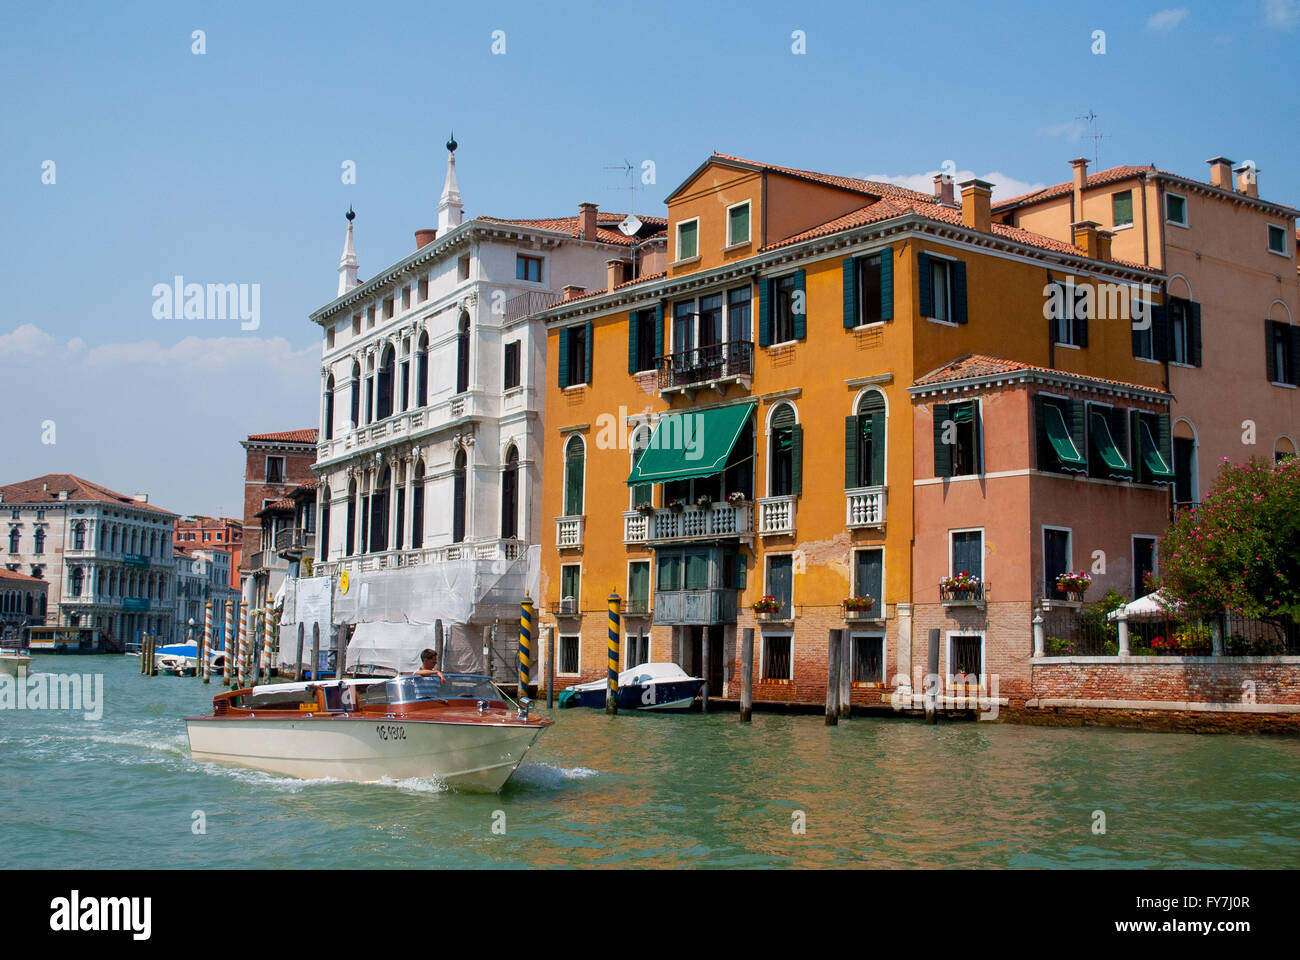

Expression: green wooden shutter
xmin=583 ymin=321 xmax=593 ymax=385
xmin=1034 ymin=395 xmax=1049 ymax=470
xmin=1151 ymin=303 xmax=1170 ymax=362
xmin=758 ymin=278 xmax=773 ymax=347
xmin=933 ymin=402 xmax=952 ymax=477
xmin=1069 ymin=399 xmax=1087 ymax=459
xmin=843 ymin=257 xmax=858 ymax=329
xmin=973 ymin=401 xmax=984 ymax=472
xmin=879 ymin=249 xmax=893 ymax=321
xmin=655 ymin=302 xmax=664 ymax=358
xmin=627 ymin=310 xmax=640 ymax=374
xmin=1265 ymin=319 xmax=1277 ymax=382
xmin=557 ymin=328 xmax=571 ymax=388
xmin=1188 ymin=301 xmax=1202 ymax=367
xmin=1129 ymin=409 xmax=1144 ymax=483
xmin=734 ymin=553 xmax=747 ymax=590
xmin=951 ymin=260 xmax=968 ymax=324
xmin=792 ymin=269 xmax=806 ymax=340
xmin=868 ymin=411 xmax=885 ymax=486
xmin=1109 ymin=405 xmax=1130 ymax=467
xmin=918 ymin=253 xmax=933 ymax=317
xmin=1156 ymin=413 xmax=1172 ymax=469
xmin=564 ymin=444 xmax=584 ymax=516
xmin=1132 ymin=309 xmax=1145 ymax=357
xmin=790 ymin=424 xmax=803 ymax=495
xmin=844 ymin=416 xmax=859 ymax=487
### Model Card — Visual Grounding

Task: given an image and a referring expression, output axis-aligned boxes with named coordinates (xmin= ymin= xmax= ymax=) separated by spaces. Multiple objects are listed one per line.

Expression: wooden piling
xmin=925 ymin=627 xmax=940 ymax=724
xmin=261 ymin=605 xmax=275 ymax=680
xmin=236 ymin=602 xmax=248 ymax=688
xmin=545 ymin=625 xmax=555 ymax=709
xmin=700 ymin=624 xmax=710 ymax=713
xmin=294 ymin=623 xmax=305 ymax=681
xmin=222 ymin=601 xmax=233 ymax=686
xmin=518 ymin=596 xmax=534 ymax=697
xmin=336 ymin=623 xmax=347 ymax=678
xmin=434 ymin=619 xmax=445 ymax=671
xmin=202 ymin=601 xmax=213 ymax=684
xmin=825 ymin=629 xmax=841 ymax=725
xmin=310 ymin=624 xmax=320 ymax=683
xmin=839 ymin=632 xmax=852 ymax=719
xmin=605 ymin=594 xmax=620 ymax=715
xmin=740 ymin=627 xmax=754 ymax=723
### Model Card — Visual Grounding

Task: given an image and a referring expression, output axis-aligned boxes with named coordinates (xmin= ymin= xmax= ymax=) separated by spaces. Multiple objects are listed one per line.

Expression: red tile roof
xmin=710 ymin=151 xmax=937 ymax=204
xmin=475 ymin=212 xmax=667 ymax=247
xmin=914 ymin=353 xmax=1167 ymax=394
xmin=246 ymin=429 xmax=318 ymax=444
xmin=0 ymin=567 xmax=47 ymax=585
xmin=993 ymin=165 xmax=1154 ymax=212
xmin=0 ymin=474 xmax=174 ymax=515
xmin=255 ymin=499 xmax=295 ymax=517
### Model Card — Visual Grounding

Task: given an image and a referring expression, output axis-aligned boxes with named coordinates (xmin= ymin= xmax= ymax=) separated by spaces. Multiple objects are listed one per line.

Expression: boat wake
xmin=510 ymin=762 xmax=599 ymax=789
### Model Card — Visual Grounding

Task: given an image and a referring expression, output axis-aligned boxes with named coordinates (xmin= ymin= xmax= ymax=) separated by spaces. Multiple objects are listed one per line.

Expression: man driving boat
xmin=413 ymin=648 xmax=446 ymax=681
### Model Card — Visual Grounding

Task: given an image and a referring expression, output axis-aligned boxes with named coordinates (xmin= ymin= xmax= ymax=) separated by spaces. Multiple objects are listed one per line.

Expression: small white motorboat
xmin=0 ymin=650 xmax=33 ymax=677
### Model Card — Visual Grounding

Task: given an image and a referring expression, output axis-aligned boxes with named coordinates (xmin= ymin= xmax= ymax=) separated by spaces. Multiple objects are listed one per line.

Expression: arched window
xmin=376 ymin=344 xmax=395 ymax=420
xmin=365 ymin=356 xmax=375 ymax=424
xmin=848 ymin=391 xmax=886 ymax=488
xmin=416 ymin=331 xmax=429 ymax=407
xmin=349 ymin=361 xmax=361 ymax=428
xmin=1173 ymin=419 xmax=1198 ymax=506
xmin=324 ymin=374 xmax=335 ymax=440
xmin=372 ymin=466 xmax=391 ymax=552
xmin=72 ymin=522 xmax=86 ymax=550
xmin=110 ymin=526 xmax=118 ymax=553
xmin=345 ymin=479 xmax=357 ymax=556
xmin=412 ymin=461 xmax=425 ymax=549
xmin=452 ymin=450 xmax=468 ymax=543
xmin=501 ymin=446 xmax=519 ymax=539
xmin=34 ymin=528 xmax=45 ymax=555
xmin=25 ymin=593 xmax=33 ymax=616
xmin=70 ymin=567 xmax=83 ymax=597
xmin=1276 ymin=436 xmax=1296 ymax=463
xmin=456 ymin=313 xmax=471 ymax=394
xmin=319 ymin=485 xmax=331 ymax=562
xmin=563 ymin=435 xmax=585 ymax=516
xmin=768 ymin=402 xmax=801 ymax=497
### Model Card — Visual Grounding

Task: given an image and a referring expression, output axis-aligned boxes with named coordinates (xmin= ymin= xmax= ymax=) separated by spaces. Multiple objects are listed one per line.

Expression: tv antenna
xmin=1076 ymin=110 xmax=1109 ymax=167
xmin=605 ymin=159 xmax=641 ymax=279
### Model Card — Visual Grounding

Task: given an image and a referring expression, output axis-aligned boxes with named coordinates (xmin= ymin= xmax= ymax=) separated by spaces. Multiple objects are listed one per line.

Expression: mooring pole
xmin=336 ymin=623 xmax=347 ymax=678
xmin=926 ymin=627 xmax=940 ymax=724
xmin=434 ymin=619 xmax=445 ymax=672
xmin=222 ymin=601 xmax=233 ymax=686
xmin=545 ymin=625 xmax=556 ymax=708
xmin=606 ymin=593 xmax=621 ymax=715
xmin=518 ymin=594 xmax=534 ymax=698
xmin=310 ymin=623 xmax=321 ymax=682
xmin=825 ymin=629 xmax=841 ymax=725
xmin=839 ymin=631 xmax=852 ymax=719
xmin=700 ymin=624 xmax=711 ymax=713
xmin=236 ymin=601 xmax=248 ymax=688
xmin=262 ymin=605 xmax=275 ymax=680
xmin=202 ymin=600 xmax=213 ymax=684
xmin=740 ymin=627 xmax=754 ymax=723
xmin=294 ymin=623 xmax=305 ymax=681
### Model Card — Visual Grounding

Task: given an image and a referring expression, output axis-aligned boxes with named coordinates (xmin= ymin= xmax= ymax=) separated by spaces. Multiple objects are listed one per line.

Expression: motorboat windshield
xmin=359 ymin=673 xmax=501 ymax=706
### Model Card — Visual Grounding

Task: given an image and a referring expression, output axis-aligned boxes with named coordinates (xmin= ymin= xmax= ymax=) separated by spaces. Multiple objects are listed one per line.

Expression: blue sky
xmin=3 ymin=0 xmax=1298 ymax=517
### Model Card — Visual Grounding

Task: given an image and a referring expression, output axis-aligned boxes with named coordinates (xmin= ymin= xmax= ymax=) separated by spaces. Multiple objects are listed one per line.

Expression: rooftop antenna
xmin=605 ymin=159 xmax=641 ymax=279
xmin=1076 ymin=110 xmax=1109 ymax=167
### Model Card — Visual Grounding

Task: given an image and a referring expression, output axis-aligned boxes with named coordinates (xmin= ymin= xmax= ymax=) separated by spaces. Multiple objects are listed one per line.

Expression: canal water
xmin=2 ymin=655 xmax=1297 ymax=869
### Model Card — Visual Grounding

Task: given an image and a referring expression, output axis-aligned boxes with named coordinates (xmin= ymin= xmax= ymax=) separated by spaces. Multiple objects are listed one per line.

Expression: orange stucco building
xmin=533 ymin=152 xmax=1210 ymax=705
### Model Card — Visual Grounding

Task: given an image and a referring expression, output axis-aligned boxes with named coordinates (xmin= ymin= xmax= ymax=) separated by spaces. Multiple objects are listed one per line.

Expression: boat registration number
xmin=375 ymin=724 xmax=406 ymax=741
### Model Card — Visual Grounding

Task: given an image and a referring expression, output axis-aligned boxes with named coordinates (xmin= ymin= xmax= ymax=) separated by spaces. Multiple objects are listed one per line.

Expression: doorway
xmin=687 ymin=625 xmax=724 ymax=694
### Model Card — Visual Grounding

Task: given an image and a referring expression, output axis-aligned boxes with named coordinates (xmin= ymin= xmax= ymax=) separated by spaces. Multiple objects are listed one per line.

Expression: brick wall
xmin=1030 ymin=658 xmax=1300 ymax=705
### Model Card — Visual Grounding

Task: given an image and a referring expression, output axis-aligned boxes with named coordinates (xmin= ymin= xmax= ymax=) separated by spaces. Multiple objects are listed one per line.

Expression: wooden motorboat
xmin=0 ymin=651 xmax=33 ymax=677
xmin=558 ymin=662 xmax=704 ymax=711
xmin=186 ymin=673 xmax=552 ymax=792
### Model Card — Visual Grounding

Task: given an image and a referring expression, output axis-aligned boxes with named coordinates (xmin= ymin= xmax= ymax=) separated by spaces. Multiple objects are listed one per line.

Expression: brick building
xmin=239 ymin=429 xmax=317 ymax=590
xmin=174 ymin=516 xmax=243 ymax=588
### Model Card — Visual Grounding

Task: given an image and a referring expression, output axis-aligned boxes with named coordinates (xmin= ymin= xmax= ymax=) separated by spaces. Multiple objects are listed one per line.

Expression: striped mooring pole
xmin=201 ymin=600 xmax=213 ymax=684
xmin=222 ymin=600 xmax=233 ymax=686
xmin=518 ymin=595 xmax=534 ymax=697
xmin=261 ymin=605 xmax=275 ymax=681
xmin=606 ymin=593 xmax=621 ymax=715
xmin=236 ymin=601 xmax=249 ymax=688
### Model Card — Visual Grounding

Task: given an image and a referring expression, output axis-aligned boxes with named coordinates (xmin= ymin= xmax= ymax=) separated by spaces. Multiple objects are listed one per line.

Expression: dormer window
xmin=727 ymin=201 xmax=751 ymax=246
xmin=676 ymin=219 xmax=699 ymax=261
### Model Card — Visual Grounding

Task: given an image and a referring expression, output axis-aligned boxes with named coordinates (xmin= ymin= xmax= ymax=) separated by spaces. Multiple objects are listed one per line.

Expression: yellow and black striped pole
xmin=606 ymin=593 xmax=621 ymax=715
xmin=518 ymin=594 xmax=534 ymax=696
xmin=201 ymin=600 xmax=213 ymax=684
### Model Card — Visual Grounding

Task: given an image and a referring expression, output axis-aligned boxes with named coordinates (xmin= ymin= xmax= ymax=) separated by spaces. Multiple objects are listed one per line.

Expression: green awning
xmin=1139 ymin=421 xmax=1175 ymax=479
xmin=1044 ymin=403 xmax=1086 ymax=471
xmin=627 ymin=403 xmax=754 ymax=485
xmin=1089 ymin=411 xmax=1130 ymax=476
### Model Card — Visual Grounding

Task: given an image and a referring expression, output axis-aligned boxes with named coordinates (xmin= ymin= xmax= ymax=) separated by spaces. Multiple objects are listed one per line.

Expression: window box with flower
xmin=1055 ymin=571 xmax=1091 ymax=603
xmin=842 ymin=596 xmax=879 ymax=621
xmin=940 ymin=572 xmax=985 ymax=605
xmin=752 ymin=594 xmax=792 ymax=623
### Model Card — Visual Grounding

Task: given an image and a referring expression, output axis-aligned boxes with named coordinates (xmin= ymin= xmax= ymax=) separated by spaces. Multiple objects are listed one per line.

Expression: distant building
xmin=239 ymin=429 xmax=317 ymax=601
xmin=0 ymin=567 xmax=48 ymax=644
xmin=0 ymin=473 xmax=177 ymax=648
xmin=173 ymin=516 xmax=243 ymax=589
xmin=173 ymin=546 xmax=240 ymax=644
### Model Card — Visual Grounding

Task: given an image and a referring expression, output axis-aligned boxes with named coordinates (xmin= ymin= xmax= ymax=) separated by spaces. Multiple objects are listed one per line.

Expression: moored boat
xmin=558 ymin=662 xmax=704 ymax=711
xmin=0 ymin=650 xmax=34 ymax=677
xmin=186 ymin=673 xmax=552 ymax=792
xmin=154 ymin=643 xmax=200 ymax=676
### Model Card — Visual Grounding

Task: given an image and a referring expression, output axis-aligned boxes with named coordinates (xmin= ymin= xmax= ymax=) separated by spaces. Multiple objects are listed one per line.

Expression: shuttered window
xmin=918 ymin=253 xmax=967 ymax=324
xmin=563 ymin=435 xmax=585 ymax=516
xmin=950 ymin=530 xmax=983 ymax=581
xmin=933 ymin=400 xmax=981 ymax=477
xmin=842 ymin=250 xmax=893 ymax=328
xmin=769 ymin=402 xmax=802 ymax=496
xmin=845 ymin=390 xmax=886 ymax=488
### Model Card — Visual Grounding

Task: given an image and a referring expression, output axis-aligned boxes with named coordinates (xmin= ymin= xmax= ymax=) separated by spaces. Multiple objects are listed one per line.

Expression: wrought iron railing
xmin=504 ymin=290 xmax=565 ymax=323
xmin=940 ymin=581 xmax=989 ymax=603
xmin=656 ymin=340 xmax=753 ymax=391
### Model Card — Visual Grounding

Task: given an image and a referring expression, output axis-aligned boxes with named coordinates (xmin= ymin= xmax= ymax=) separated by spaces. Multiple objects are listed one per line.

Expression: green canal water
xmin=1 ymin=654 xmax=1297 ymax=869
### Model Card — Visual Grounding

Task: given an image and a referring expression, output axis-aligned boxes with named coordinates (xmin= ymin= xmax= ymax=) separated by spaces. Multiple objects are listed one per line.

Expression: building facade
xmin=173 ymin=546 xmax=240 ymax=644
xmin=174 ymin=516 xmax=243 ymax=589
xmin=0 ymin=567 xmax=48 ymax=644
xmin=0 ymin=474 xmax=177 ymax=648
xmin=240 ymin=429 xmax=317 ymax=610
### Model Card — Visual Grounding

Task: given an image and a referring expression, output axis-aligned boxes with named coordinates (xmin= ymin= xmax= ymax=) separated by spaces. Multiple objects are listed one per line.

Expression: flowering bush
xmin=695 ymin=494 xmax=714 ymax=508
xmin=843 ymin=596 xmax=875 ymax=612
xmin=1056 ymin=571 xmax=1092 ymax=593
xmin=752 ymin=595 xmax=781 ymax=614
xmin=941 ymin=571 xmax=981 ymax=592
xmin=665 ymin=498 xmax=684 ymax=512
xmin=635 ymin=501 xmax=655 ymax=514
xmin=726 ymin=491 xmax=746 ymax=505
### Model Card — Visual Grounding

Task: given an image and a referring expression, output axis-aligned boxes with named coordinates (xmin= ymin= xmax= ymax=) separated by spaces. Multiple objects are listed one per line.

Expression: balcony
xmin=556 ymin=516 xmax=585 ymax=550
xmin=622 ymin=597 xmax=651 ymax=619
xmin=656 ymin=340 xmax=753 ymax=398
xmin=647 ymin=501 xmax=754 ymax=543
xmin=274 ymin=527 xmax=315 ymax=559
xmin=623 ymin=510 xmax=649 ymax=545
xmin=653 ymin=588 xmax=737 ymax=626
xmin=845 ymin=486 xmax=887 ymax=529
xmin=757 ymin=496 xmax=796 ymax=537
xmin=940 ymin=581 xmax=990 ymax=608
xmin=315 ymin=538 xmax=524 ymax=578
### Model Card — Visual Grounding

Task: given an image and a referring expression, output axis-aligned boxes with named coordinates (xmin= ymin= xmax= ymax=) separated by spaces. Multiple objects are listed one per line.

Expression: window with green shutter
xmin=843 ymin=252 xmax=891 ymax=328
xmin=845 ymin=390 xmax=886 ymax=487
xmin=677 ymin=220 xmax=699 ymax=261
xmin=934 ymin=400 xmax=980 ymax=477
xmin=1112 ymin=190 xmax=1134 ymax=227
xmin=563 ymin=435 xmax=585 ymax=515
xmin=769 ymin=402 xmax=801 ymax=496
xmin=727 ymin=202 xmax=751 ymax=246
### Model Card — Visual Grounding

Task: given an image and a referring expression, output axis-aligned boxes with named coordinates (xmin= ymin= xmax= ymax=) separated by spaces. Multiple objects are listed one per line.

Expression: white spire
xmin=338 ymin=208 xmax=358 ymax=297
xmin=437 ymin=133 xmax=463 ymax=234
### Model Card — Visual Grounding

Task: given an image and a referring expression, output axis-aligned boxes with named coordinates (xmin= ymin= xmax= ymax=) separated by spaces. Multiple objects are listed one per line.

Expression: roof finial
xmin=338 ymin=209 xmax=359 ymax=296
xmin=345 ymin=205 xmax=356 ymax=222
xmin=446 ymin=131 xmax=458 ymax=153
xmin=438 ymin=134 xmax=463 ymax=233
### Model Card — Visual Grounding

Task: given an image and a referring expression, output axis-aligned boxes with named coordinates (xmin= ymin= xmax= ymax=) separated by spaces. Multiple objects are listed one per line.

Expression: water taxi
xmin=186 ymin=673 xmax=552 ymax=792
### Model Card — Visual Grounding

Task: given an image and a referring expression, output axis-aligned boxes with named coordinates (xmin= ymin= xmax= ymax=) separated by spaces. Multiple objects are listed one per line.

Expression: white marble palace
xmin=308 ymin=137 xmax=664 ymax=669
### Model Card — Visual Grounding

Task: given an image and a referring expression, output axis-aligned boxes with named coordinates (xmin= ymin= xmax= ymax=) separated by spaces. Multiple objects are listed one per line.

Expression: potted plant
xmin=726 ymin=491 xmax=746 ymax=505
xmin=941 ymin=571 xmax=981 ymax=601
xmin=752 ymin=595 xmax=785 ymax=621
xmin=695 ymin=493 xmax=714 ymax=509
xmin=1056 ymin=571 xmax=1091 ymax=602
xmin=842 ymin=595 xmax=876 ymax=620
xmin=665 ymin=498 xmax=684 ymax=513
xmin=635 ymin=501 xmax=655 ymax=515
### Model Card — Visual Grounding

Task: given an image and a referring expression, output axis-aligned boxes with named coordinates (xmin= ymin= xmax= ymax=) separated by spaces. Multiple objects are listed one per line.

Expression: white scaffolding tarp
xmin=276 ymin=576 xmax=334 ymax=671
xmin=346 ymin=620 xmax=481 ymax=674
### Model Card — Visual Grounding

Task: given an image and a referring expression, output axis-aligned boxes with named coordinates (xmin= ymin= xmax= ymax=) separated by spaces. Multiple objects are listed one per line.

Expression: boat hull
xmin=561 ymin=678 xmax=703 ymax=711
xmin=186 ymin=714 xmax=547 ymax=792
xmin=0 ymin=655 xmax=33 ymax=677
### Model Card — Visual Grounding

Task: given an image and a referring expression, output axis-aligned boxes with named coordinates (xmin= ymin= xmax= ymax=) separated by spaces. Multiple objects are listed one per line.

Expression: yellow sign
xmin=340 ymin=569 xmax=349 ymax=594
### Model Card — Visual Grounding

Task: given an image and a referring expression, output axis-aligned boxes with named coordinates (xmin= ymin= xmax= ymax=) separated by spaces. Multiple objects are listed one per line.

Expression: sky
xmin=3 ymin=0 xmax=1298 ymax=518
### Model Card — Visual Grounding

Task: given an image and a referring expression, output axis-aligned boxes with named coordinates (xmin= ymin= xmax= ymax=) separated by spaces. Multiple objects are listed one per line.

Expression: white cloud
xmin=1263 ymin=0 xmax=1300 ymax=29
xmin=0 ymin=325 xmax=319 ymax=519
xmin=862 ymin=170 xmax=1047 ymax=203
xmin=1038 ymin=120 xmax=1087 ymax=143
xmin=1146 ymin=8 xmax=1189 ymax=31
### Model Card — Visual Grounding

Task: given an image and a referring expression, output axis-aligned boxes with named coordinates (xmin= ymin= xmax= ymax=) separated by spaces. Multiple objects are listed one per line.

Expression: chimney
xmin=1071 ymin=220 xmax=1102 ymax=258
xmin=1096 ymin=228 xmax=1114 ymax=261
xmin=933 ymin=173 xmax=955 ymax=206
xmin=959 ymin=179 xmax=993 ymax=232
xmin=1206 ymin=156 xmax=1234 ymax=191
xmin=415 ymin=228 xmax=437 ymax=249
xmin=1070 ymin=157 xmax=1089 ymax=216
xmin=1234 ymin=163 xmax=1259 ymax=199
xmin=606 ymin=259 xmax=630 ymax=290
xmin=562 ymin=284 xmax=586 ymax=301
xmin=578 ymin=203 xmax=598 ymax=241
